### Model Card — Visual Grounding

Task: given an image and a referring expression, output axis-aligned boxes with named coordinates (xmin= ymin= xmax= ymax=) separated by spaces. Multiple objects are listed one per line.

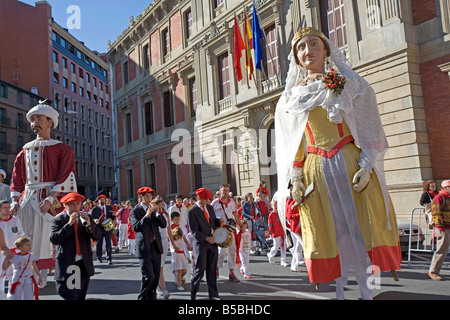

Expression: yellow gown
xmin=294 ymin=106 xmax=402 ymax=284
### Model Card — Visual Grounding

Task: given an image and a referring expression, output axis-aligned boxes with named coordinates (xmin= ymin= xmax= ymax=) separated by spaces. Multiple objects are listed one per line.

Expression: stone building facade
xmin=108 ymin=0 xmax=450 ymax=218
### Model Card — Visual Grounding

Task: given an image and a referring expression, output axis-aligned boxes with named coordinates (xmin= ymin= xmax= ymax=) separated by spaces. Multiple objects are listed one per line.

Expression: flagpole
xmin=251 ymin=1 xmax=281 ymax=85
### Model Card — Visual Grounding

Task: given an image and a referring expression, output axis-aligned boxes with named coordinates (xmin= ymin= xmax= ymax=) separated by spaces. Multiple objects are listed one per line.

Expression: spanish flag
xmin=243 ymin=10 xmax=254 ymax=80
xmin=233 ymin=14 xmax=245 ymax=82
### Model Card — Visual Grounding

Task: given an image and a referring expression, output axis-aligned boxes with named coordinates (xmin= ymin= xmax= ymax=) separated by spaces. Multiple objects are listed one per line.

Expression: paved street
xmin=38 ymin=247 xmax=450 ymax=301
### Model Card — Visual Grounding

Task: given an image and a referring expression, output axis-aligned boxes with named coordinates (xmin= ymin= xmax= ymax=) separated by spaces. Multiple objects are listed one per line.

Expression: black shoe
xmin=108 ymin=260 xmax=112 ymax=265
xmin=210 ymin=296 xmax=221 ymax=300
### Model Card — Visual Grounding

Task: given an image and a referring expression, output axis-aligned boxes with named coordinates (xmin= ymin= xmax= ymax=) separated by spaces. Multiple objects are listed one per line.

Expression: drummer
xmin=91 ymin=195 xmax=116 ymax=264
xmin=211 ymin=183 xmax=244 ymax=283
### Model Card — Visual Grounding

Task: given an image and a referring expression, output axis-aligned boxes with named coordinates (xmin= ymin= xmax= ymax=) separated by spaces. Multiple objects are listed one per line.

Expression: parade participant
xmin=10 ymin=101 xmax=77 ymax=288
xmin=428 ymin=180 xmax=450 ymax=280
xmin=285 ymin=193 xmax=304 ymax=272
xmin=0 ymin=169 xmax=10 ymax=202
xmin=117 ymin=200 xmax=131 ymax=250
xmin=0 ymin=200 xmax=25 ymax=300
xmin=255 ymin=181 xmax=270 ymax=202
xmin=3 ymin=236 xmax=42 ymax=300
xmin=155 ymin=195 xmax=171 ymax=300
xmin=170 ymin=194 xmax=189 ymax=235
xmin=242 ymin=193 xmax=261 ymax=248
xmin=188 ymin=187 xmax=222 ymax=300
xmin=91 ymin=195 xmax=115 ymax=264
xmin=171 ymin=226 xmax=189 ymax=291
xmin=238 ymin=219 xmax=252 ymax=279
xmin=275 ymin=26 xmax=402 ymax=299
xmin=267 ymin=199 xmax=288 ymax=267
xmin=211 ymin=183 xmax=243 ymax=283
xmin=255 ymin=189 xmax=270 ymax=223
xmin=49 ymin=192 xmax=101 ymax=300
xmin=131 ymin=187 xmax=167 ymax=300
xmin=127 ymin=217 xmax=136 ymax=256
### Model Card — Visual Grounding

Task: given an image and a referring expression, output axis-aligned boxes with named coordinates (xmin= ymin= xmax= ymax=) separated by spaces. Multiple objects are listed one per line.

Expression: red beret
xmin=96 ymin=195 xmax=107 ymax=200
xmin=195 ymin=188 xmax=213 ymax=200
xmin=137 ymin=187 xmax=155 ymax=195
xmin=60 ymin=192 xmax=85 ymax=204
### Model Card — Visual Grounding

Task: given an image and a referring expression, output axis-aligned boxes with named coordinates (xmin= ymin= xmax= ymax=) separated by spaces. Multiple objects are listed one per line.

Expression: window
xmin=189 ymin=77 xmax=197 ymax=117
xmin=320 ymin=0 xmax=347 ymax=48
xmin=148 ymin=162 xmax=156 ymax=188
xmin=144 ymin=101 xmax=154 ymax=135
xmin=127 ymin=168 xmax=134 ymax=199
xmin=0 ymin=85 xmax=7 ymax=99
xmin=168 ymin=159 xmax=178 ymax=194
xmin=262 ymin=24 xmax=279 ymax=79
xmin=126 ymin=113 xmax=132 ymax=143
xmin=71 ymin=63 xmax=75 ymax=73
xmin=215 ymin=0 xmax=224 ymax=8
xmin=64 ymin=118 xmax=69 ymax=133
xmin=79 ymin=68 xmax=83 ymax=78
xmin=63 ymin=77 xmax=68 ymax=88
xmin=85 ymin=73 xmax=90 ymax=83
xmin=81 ymin=123 xmax=86 ymax=138
xmin=71 ymin=82 xmax=76 ymax=93
xmin=79 ymin=87 xmax=84 ymax=97
xmin=93 ymin=94 xmax=98 ymax=104
xmin=53 ymin=72 xmax=59 ymax=84
xmin=0 ymin=108 xmax=5 ymax=124
xmin=73 ymin=121 xmax=78 ymax=135
xmin=62 ymin=57 xmax=67 ymax=69
xmin=143 ymin=44 xmax=150 ymax=70
xmin=185 ymin=10 xmax=193 ymax=41
xmin=217 ymin=52 xmax=230 ymax=99
xmin=163 ymin=91 xmax=174 ymax=127
xmin=88 ymin=91 xmax=92 ymax=102
xmin=123 ymin=61 xmax=129 ymax=84
xmin=54 ymin=93 xmax=60 ymax=109
xmin=93 ymin=77 xmax=97 ymax=87
xmin=163 ymin=29 xmax=170 ymax=56
xmin=64 ymin=98 xmax=70 ymax=112
xmin=53 ymin=51 xmax=58 ymax=62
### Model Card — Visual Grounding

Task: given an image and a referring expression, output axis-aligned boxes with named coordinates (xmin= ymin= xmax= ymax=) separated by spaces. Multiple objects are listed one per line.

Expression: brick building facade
xmin=0 ymin=0 xmax=115 ymax=199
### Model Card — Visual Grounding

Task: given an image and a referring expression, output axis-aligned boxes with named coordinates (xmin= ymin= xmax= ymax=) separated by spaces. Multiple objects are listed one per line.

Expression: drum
xmin=214 ymin=227 xmax=232 ymax=248
xmin=101 ymin=218 xmax=114 ymax=231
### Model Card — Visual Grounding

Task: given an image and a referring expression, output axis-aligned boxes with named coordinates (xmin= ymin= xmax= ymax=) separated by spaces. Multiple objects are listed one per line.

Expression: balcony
xmin=218 ymin=96 xmax=232 ymax=114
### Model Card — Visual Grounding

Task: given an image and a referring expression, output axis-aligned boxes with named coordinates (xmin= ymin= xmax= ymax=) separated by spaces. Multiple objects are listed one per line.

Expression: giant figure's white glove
xmin=352 ymin=167 xmax=370 ymax=192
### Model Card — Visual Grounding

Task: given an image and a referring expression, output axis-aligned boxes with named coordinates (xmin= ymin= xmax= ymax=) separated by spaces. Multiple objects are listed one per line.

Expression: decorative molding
xmin=438 ymin=61 xmax=450 ymax=80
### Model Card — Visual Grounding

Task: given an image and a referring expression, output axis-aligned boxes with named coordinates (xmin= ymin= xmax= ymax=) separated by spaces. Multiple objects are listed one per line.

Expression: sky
xmin=18 ymin=0 xmax=154 ymax=53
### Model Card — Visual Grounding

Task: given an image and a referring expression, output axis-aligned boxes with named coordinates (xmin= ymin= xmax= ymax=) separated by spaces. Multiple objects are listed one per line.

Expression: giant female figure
xmin=275 ymin=27 xmax=402 ymax=300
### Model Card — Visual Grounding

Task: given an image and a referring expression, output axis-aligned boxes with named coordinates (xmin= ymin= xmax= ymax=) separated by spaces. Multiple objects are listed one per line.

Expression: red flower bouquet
xmin=323 ymin=68 xmax=346 ymax=95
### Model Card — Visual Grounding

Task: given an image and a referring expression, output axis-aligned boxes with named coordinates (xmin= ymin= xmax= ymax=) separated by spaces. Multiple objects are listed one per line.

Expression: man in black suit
xmin=130 ymin=187 xmax=167 ymax=300
xmin=91 ymin=194 xmax=115 ymax=264
xmin=50 ymin=192 xmax=101 ymax=300
xmin=188 ymin=188 xmax=222 ymax=300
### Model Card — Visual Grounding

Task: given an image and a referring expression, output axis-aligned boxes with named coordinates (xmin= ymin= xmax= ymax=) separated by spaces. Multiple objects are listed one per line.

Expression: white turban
xmin=26 ymin=103 xmax=59 ymax=129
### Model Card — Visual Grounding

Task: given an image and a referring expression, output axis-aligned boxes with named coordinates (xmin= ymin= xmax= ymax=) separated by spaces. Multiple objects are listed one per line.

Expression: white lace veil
xmin=275 ymin=33 xmax=391 ymax=232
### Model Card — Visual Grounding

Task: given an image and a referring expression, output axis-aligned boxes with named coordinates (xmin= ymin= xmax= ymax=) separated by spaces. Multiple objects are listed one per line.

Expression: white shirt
xmin=211 ymin=197 xmax=237 ymax=222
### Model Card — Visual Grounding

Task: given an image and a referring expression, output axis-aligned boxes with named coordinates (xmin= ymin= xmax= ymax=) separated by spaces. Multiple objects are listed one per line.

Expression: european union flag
xmin=252 ymin=1 xmax=264 ymax=71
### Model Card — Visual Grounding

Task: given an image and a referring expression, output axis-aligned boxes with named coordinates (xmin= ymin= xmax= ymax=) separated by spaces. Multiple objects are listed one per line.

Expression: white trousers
xmin=336 ymin=275 xmax=373 ymax=300
xmin=239 ymin=249 xmax=250 ymax=277
xmin=290 ymin=232 xmax=303 ymax=270
xmin=128 ymin=239 xmax=136 ymax=255
xmin=218 ymin=233 xmax=236 ymax=270
xmin=7 ymin=277 xmax=34 ymax=300
xmin=268 ymin=236 xmax=286 ymax=263
xmin=118 ymin=224 xmax=128 ymax=248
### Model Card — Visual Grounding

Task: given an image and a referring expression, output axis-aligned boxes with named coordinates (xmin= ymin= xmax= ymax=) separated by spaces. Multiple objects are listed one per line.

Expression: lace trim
xmin=22 ymin=139 xmax=61 ymax=149
xmin=298 ymin=74 xmax=325 ymax=86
